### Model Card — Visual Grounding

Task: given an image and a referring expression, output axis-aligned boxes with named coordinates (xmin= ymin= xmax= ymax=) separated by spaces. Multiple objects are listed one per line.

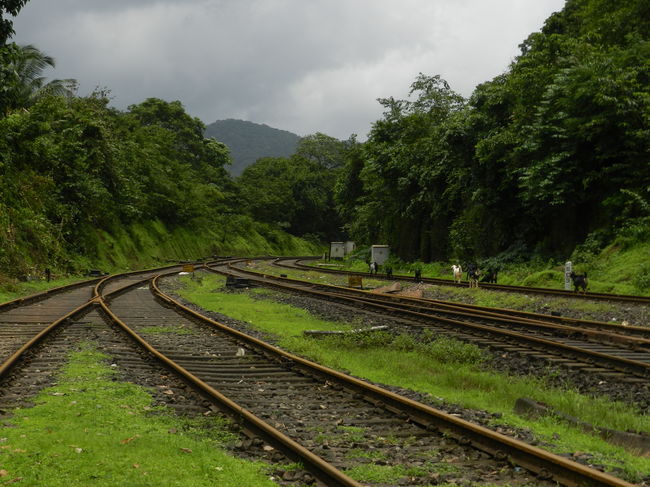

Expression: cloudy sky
xmin=12 ymin=0 xmax=565 ymax=140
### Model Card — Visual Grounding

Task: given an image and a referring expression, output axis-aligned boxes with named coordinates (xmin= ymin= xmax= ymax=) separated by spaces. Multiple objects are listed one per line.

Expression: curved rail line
xmin=281 ymin=257 xmax=650 ymax=305
xmin=270 ymin=259 xmax=650 ymax=340
xmin=0 ymin=261 xmax=639 ymax=486
xmin=209 ymin=261 xmax=650 ymax=382
xmin=148 ymin=273 xmax=636 ymax=487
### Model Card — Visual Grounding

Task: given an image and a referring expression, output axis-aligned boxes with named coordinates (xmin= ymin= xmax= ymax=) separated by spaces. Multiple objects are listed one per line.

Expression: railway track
xmin=0 ymin=267 xmax=183 ymax=381
xmin=0 ymin=262 xmax=638 ymax=486
xmin=270 ymin=259 xmax=650 ymax=339
xmin=207 ymin=260 xmax=650 ymax=399
xmin=281 ymin=257 xmax=650 ymax=306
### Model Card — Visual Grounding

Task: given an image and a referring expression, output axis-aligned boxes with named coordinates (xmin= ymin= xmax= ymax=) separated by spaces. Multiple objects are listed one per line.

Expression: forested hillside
xmin=0 ymin=5 xmax=320 ymax=278
xmin=204 ymin=119 xmax=301 ymax=176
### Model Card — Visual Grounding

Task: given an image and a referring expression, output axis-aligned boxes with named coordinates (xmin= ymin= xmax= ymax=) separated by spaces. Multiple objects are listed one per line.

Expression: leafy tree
xmin=0 ymin=92 xmax=241 ymax=273
xmin=352 ymin=74 xmax=466 ymax=260
xmin=126 ymin=98 xmax=235 ymax=222
xmin=334 ymin=0 xmax=650 ymax=262
xmin=295 ymin=132 xmax=346 ymax=169
xmin=0 ymin=0 xmax=28 ymax=45
xmin=238 ymin=154 xmax=341 ymax=240
xmin=2 ymin=44 xmax=76 ymax=113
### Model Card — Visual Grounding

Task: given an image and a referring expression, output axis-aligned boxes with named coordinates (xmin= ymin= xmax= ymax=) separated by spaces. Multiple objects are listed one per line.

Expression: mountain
xmin=204 ymin=119 xmax=301 ymax=176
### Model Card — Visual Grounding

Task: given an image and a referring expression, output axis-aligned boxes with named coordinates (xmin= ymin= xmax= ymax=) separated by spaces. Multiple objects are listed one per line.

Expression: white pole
xmin=564 ymin=261 xmax=572 ymax=290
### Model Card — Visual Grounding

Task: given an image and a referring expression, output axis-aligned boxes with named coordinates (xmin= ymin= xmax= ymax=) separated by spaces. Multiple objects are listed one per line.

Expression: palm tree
xmin=4 ymin=44 xmax=76 ymax=112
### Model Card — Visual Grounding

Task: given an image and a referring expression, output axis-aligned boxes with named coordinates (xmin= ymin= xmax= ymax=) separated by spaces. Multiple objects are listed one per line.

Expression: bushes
xmin=633 ymin=264 xmax=650 ymax=292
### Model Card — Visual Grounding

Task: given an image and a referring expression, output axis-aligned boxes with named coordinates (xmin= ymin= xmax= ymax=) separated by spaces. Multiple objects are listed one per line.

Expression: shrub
xmin=422 ymin=336 xmax=485 ymax=365
xmin=633 ymin=264 xmax=650 ymax=292
xmin=391 ymin=333 xmax=417 ymax=351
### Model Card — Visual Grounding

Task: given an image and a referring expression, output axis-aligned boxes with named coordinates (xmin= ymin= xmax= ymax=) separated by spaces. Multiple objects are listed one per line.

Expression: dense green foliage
xmin=0 ymin=91 xmax=235 ymax=273
xmin=204 ymin=119 xmax=300 ymax=176
xmin=0 ymin=2 xmax=328 ymax=279
xmin=334 ymin=0 xmax=650 ymax=263
xmin=0 ymin=0 xmax=27 ymax=45
xmin=236 ymin=134 xmax=347 ymax=242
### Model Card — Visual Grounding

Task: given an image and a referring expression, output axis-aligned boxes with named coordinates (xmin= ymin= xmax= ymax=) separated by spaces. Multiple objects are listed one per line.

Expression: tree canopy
xmin=332 ymin=0 xmax=650 ymax=262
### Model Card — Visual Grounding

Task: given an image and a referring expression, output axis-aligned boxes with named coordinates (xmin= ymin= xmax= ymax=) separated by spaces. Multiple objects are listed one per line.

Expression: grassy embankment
xmin=0 ymin=343 xmax=282 ymax=486
xmin=0 ymin=218 xmax=322 ymax=303
xmin=177 ymin=272 xmax=650 ymax=484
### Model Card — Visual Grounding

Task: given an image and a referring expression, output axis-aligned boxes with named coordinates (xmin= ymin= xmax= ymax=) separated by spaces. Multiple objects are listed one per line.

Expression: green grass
xmin=177 ymin=278 xmax=357 ymax=336
xmin=424 ymin=285 xmax=619 ymax=316
xmin=0 ymin=342 xmax=279 ymax=486
xmin=344 ymin=462 xmax=451 ymax=484
xmin=177 ymin=273 xmax=650 ymax=482
xmin=0 ymin=215 xmax=323 ymax=295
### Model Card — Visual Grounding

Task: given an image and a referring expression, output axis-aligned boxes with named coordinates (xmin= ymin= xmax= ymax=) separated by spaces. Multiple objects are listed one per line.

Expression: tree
xmin=0 ymin=0 xmax=28 ymax=45
xmin=295 ymin=132 xmax=346 ymax=169
xmin=2 ymin=44 xmax=76 ymax=113
xmin=238 ymin=155 xmax=341 ymax=240
xmin=353 ymin=74 xmax=466 ymax=260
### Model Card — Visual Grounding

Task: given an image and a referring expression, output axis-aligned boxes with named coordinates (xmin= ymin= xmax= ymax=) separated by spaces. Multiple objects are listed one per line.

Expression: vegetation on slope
xmin=334 ymin=0 xmax=650 ymax=262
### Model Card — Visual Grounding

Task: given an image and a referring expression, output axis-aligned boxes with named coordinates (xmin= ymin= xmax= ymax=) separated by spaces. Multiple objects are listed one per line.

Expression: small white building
xmin=370 ymin=245 xmax=390 ymax=265
xmin=344 ymin=241 xmax=356 ymax=255
xmin=330 ymin=242 xmax=346 ymax=259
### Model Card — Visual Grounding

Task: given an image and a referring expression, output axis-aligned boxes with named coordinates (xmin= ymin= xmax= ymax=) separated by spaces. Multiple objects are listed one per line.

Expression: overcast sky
xmin=12 ymin=0 xmax=565 ymax=140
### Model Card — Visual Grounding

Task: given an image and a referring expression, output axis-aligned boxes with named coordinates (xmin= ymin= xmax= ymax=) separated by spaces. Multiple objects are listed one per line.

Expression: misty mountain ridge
xmin=204 ymin=119 xmax=301 ymax=176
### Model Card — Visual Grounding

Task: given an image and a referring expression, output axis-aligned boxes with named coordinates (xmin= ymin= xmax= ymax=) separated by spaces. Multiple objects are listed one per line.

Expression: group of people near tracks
xmin=366 ymin=260 xmax=588 ymax=292
xmin=368 ymin=260 xmax=497 ymax=287
xmin=368 ymin=261 xmax=393 ymax=279
xmin=450 ymin=263 xmax=498 ymax=288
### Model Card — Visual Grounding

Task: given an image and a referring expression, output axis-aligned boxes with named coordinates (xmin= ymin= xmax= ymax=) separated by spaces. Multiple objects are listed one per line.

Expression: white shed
xmin=370 ymin=245 xmax=390 ymax=265
xmin=330 ymin=242 xmax=345 ymax=259
xmin=344 ymin=241 xmax=356 ymax=255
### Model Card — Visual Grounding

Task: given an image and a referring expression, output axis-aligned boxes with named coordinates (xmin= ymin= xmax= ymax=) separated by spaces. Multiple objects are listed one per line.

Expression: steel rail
xmin=246 ymin=262 xmax=650 ymax=345
xmin=97 ymin=275 xmax=365 ymax=487
xmin=213 ymin=263 xmax=650 ymax=378
xmin=305 ymin=287 xmax=650 ymax=348
xmin=302 ymin=288 xmax=650 ymax=349
xmin=0 ymin=299 xmax=95 ymax=380
xmin=279 ymin=258 xmax=650 ymax=305
xmin=0 ymin=264 xmax=186 ymax=380
xmin=0 ymin=277 xmax=102 ymax=312
xmin=151 ymin=272 xmax=635 ymax=487
xmin=0 ymin=260 xmax=195 ymax=313
xmin=0 ymin=261 xmax=212 ymax=382
xmin=270 ymin=267 xmax=650 ymax=339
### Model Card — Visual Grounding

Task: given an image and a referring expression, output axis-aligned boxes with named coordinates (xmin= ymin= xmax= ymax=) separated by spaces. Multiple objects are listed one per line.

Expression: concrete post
xmin=564 ymin=261 xmax=572 ymax=290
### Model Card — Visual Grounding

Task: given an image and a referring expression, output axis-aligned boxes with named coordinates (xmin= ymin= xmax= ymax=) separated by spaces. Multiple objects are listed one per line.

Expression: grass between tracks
xmin=177 ymin=273 xmax=650 ymax=484
xmin=0 ymin=343 xmax=279 ymax=487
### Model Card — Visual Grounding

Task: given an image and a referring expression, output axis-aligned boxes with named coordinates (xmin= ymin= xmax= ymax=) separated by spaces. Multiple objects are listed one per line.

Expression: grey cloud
xmin=12 ymin=0 xmax=566 ymax=139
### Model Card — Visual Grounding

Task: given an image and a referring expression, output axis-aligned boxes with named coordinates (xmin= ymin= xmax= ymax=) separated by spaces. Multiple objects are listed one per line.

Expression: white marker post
xmin=564 ymin=261 xmax=572 ymax=291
